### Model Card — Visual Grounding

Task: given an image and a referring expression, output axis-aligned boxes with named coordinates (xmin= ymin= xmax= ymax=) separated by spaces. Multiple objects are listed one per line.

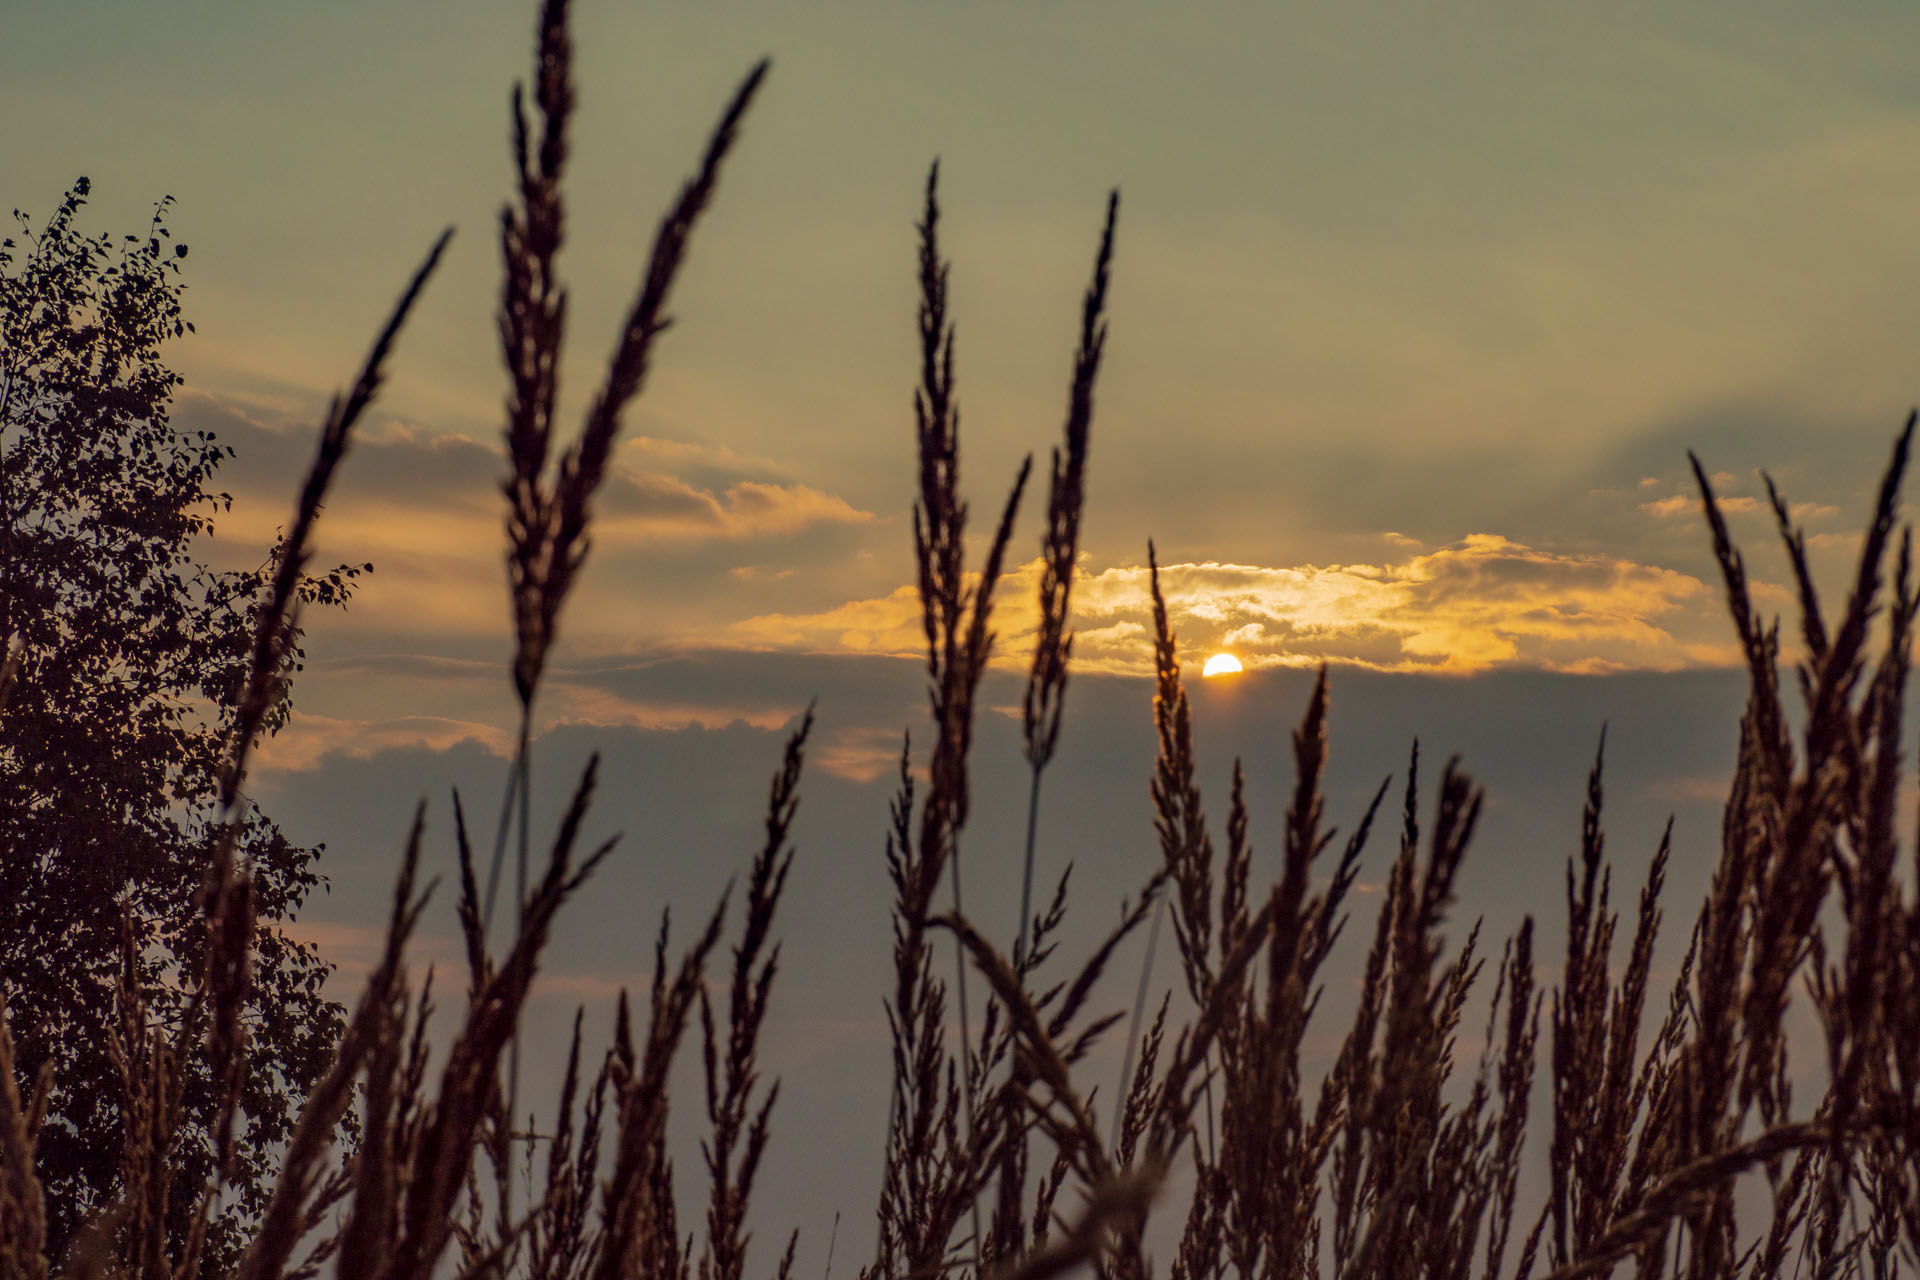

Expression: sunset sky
xmin=10 ymin=0 xmax=1920 ymax=1266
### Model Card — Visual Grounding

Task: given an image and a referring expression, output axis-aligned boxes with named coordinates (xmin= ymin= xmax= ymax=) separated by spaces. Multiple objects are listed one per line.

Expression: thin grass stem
xmin=482 ymin=714 xmax=532 ymax=938
xmin=1015 ymin=766 xmax=1044 ymax=972
xmin=506 ymin=718 xmax=534 ymax=1267
xmin=1114 ymin=889 xmax=1165 ymax=1150
xmin=947 ymin=835 xmax=985 ymax=1267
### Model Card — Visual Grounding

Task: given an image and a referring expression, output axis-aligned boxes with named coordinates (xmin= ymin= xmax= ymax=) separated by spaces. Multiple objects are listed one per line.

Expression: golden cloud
xmin=1640 ymin=491 xmax=1839 ymax=522
xmin=730 ymin=584 xmax=934 ymax=658
xmin=727 ymin=536 xmax=1728 ymax=675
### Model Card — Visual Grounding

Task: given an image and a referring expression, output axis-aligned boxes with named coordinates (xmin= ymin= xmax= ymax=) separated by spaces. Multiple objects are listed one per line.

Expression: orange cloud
xmin=730 ymin=584 xmax=933 ymax=658
xmin=726 ymin=536 xmax=1727 ymax=675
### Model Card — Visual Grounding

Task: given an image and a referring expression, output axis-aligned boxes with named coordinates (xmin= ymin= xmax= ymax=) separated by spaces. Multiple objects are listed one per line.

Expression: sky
xmin=9 ymin=0 xmax=1920 ymax=1269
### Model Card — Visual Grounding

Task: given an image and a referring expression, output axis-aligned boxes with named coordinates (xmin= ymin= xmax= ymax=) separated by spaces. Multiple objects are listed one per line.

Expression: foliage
xmin=0 ymin=179 xmax=362 ymax=1261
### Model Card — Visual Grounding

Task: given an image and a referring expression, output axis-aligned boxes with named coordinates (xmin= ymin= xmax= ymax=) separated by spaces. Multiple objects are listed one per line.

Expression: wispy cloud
xmin=597 ymin=474 xmax=877 ymax=542
xmin=278 ymin=920 xmax=464 ymax=988
xmin=1640 ymin=491 xmax=1839 ymax=521
xmin=258 ymin=713 xmax=514 ymax=773
xmin=814 ymin=724 xmax=910 ymax=782
xmin=542 ymin=684 xmax=797 ymax=733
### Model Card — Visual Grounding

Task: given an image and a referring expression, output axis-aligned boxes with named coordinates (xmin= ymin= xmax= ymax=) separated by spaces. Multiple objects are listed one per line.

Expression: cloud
xmin=1647 ymin=773 xmax=1731 ymax=806
xmin=814 ymin=724 xmax=910 ymax=783
xmin=596 ymin=476 xmax=877 ymax=542
xmin=542 ymin=684 xmax=796 ymax=733
xmin=262 ymin=667 xmax=817 ymax=775
xmin=179 ymin=386 xmax=873 ymax=545
xmin=726 ymin=537 xmax=1725 ymax=675
xmin=278 ymin=919 xmax=463 ymax=987
xmin=258 ymin=713 xmax=513 ymax=772
xmin=730 ymin=585 xmax=931 ymax=658
xmin=531 ymin=970 xmax=645 ymax=1003
xmin=622 ymin=434 xmax=798 ymax=491
xmin=1640 ymin=491 xmax=1838 ymax=522
xmin=1643 ymin=495 xmax=1758 ymax=521
xmin=173 ymin=390 xmax=884 ymax=651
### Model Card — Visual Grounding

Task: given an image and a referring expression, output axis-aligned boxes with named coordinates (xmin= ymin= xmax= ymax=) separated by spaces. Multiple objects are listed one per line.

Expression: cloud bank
xmin=729 ymin=537 xmax=1728 ymax=675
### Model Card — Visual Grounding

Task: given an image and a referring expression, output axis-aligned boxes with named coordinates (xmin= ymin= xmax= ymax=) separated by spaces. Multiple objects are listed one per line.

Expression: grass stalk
xmin=946 ymin=837 xmax=985 ymax=1265
xmin=1113 ymin=891 xmax=1165 ymax=1151
xmin=1014 ymin=767 xmax=1044 ymax=973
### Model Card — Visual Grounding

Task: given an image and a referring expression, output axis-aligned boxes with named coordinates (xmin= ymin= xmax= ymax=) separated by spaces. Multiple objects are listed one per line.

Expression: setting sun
xmin=1202 ymin=652 xmax=1244 ymax=677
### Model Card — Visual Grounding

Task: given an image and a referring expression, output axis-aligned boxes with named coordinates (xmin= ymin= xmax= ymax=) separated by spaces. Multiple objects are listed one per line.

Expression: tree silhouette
xmin=0 ymin=179 xmax=360 ymax=1261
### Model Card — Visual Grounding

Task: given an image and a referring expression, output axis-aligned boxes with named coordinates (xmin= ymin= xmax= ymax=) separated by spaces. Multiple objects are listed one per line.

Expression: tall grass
xmin=4 ymin=2 xmax=1920 ymax=1278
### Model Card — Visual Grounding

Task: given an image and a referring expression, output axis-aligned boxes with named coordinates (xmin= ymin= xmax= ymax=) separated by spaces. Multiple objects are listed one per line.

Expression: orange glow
xmin=1202 ymin=652 xmax=1244 ymax=677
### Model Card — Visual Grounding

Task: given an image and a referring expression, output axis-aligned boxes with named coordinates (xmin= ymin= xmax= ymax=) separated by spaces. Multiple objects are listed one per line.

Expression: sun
xmin=1202 ymin=652 xmax=1244 ymax=678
